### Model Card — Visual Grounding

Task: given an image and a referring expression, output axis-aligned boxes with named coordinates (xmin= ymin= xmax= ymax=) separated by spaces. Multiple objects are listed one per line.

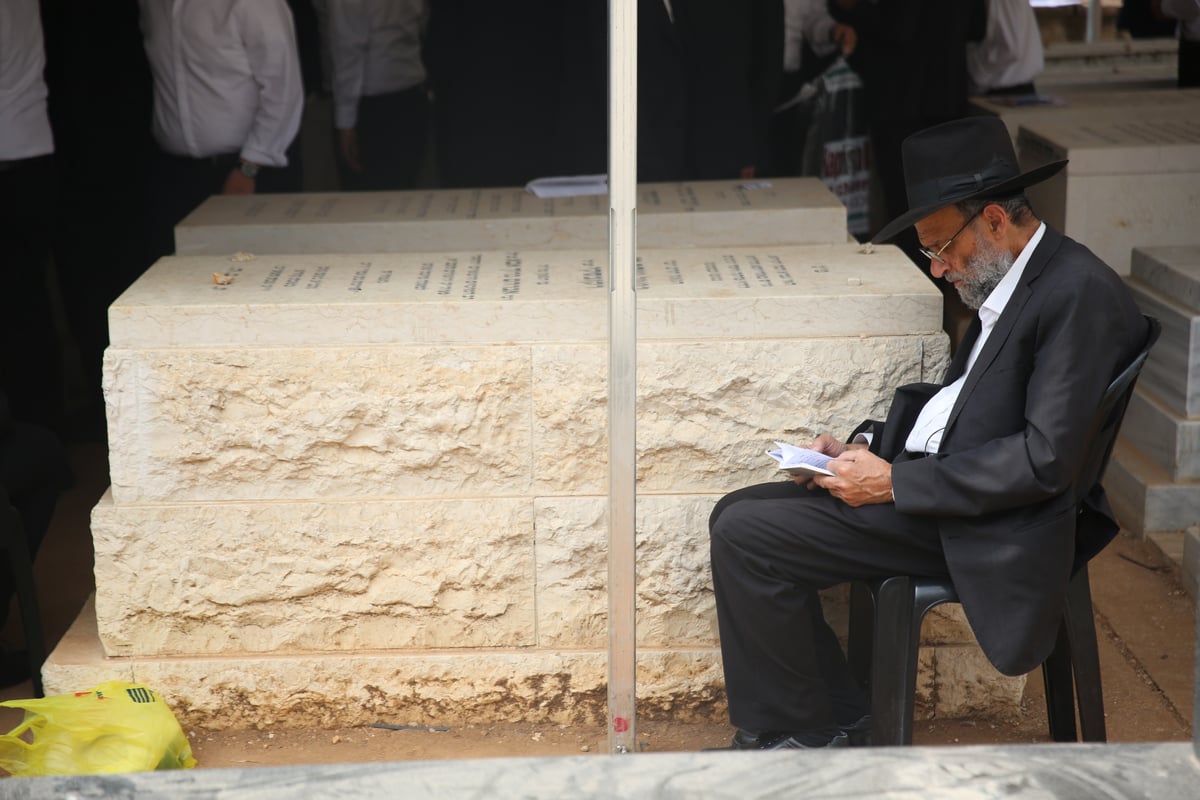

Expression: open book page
xmin=766 ymin=441 xmax=835 ymax=477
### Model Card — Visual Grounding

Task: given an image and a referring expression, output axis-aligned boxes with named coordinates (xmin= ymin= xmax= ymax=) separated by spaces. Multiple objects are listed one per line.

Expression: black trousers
xmin=341 ymin=85 xmax=430 ymax=191
xmin=0 ymin=155 xmax=61 ymax=431
xmin=141 ymin=147 xmax=302 ymax=269
xmin=709 ymin=480 xmax=949 ymax=734
xmin=0 ymin=418 xmax=67 ymax=628
xmin=1180 ymin=38 xmax=1200 ymax=89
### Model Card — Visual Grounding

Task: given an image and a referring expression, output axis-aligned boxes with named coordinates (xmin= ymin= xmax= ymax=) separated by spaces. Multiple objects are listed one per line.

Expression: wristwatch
xmin=238 ymin=160 xmax=260 ymax=178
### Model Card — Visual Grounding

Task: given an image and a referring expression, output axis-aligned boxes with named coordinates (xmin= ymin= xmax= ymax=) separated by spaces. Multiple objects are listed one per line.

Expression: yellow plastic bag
xmin=0 ymin=680 xmax=197 ymax=777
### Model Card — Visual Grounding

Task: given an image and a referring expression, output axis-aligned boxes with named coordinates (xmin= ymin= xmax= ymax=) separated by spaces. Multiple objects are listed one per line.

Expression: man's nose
xmin=930 ymin=258 xmax=947 ymax=279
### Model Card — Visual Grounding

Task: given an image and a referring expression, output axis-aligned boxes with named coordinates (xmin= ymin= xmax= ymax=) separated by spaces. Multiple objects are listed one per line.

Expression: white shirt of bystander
xmin=0 ymin=0 xmax=54 ymax=161
xmin=138 ymin=0 xmax=304 ymax=167
xmin=1159 ymin=0 xmax=1200 ymax=41
xmin=328 ymin=0 xmax=427 ymax=131
xmin=966 ymin=0 xmax=1044 ymax=94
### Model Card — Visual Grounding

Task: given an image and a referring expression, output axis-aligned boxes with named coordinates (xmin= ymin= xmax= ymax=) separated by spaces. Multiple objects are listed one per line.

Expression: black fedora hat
xmin=871 ymin=116 xmax=1067 ymax=244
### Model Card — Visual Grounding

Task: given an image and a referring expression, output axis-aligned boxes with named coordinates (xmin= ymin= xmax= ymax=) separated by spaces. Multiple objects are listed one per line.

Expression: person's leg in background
xmin=0 ymin=155 xmax=63 ymax=434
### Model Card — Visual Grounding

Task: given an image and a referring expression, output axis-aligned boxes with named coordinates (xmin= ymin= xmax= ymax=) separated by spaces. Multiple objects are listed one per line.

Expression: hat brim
xmin=870 ymin=159 xmax=1068 ymax=244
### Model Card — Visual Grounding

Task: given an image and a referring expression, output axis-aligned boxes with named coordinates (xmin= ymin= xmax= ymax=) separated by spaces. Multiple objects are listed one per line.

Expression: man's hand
xmin=790 ymin=434 xmax=869 ymax=488
xmin=832 ymin=24 xmax=857 ymax=56
xmin=339 ymin=127 xmax=362 ymax=173
xmin=812 ymin=448 xmax=893 ymax=507
xmin=222 ymin=168 xmax=256 ymax=195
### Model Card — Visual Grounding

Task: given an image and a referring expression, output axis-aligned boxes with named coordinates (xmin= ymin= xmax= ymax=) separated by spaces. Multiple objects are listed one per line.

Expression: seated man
xmin=708 ymin=116 xmax=1148 ymax=749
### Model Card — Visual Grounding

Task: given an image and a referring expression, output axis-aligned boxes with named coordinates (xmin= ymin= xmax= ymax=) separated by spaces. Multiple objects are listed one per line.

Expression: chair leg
xmin=869 ymin=576 xmax=921 ymax=746
xmin=1041 ymin=621 xmax=1076 ymax=742
xmin=847 ymin=582 xmax=875 ymax=689
xmin=1064 ymin=566 xmax=1106 ymax=742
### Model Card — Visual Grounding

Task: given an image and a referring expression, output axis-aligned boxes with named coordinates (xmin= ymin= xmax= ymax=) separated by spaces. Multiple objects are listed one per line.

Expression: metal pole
xmin=607 ymin=0 xmax=638 ymax=755
xmin=1085 ymin=0 xmax=1101 ymax=43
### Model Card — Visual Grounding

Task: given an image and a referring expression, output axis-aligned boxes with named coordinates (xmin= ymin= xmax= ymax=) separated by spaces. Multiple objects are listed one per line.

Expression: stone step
xmin=1125 ymin=277 xmax=1200 ymax=418
xmin=1105 ymin=438 xmax=1200 ymax=536
xmin=1121 ymin=385 xmax=1200 ymax=482
xmin=1132 ymin=245 xmax=1200 ymax=313
xmin=43 ymin=596 xmax=1023 ymax=731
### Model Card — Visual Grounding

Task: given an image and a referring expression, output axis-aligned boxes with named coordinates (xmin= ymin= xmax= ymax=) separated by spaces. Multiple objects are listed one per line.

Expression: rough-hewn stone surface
xmin=105 ymin=336 xmax=948 ymax=505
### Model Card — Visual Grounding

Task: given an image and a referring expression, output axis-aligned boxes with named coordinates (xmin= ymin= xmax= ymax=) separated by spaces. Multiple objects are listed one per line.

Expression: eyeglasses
xmin=918 ymin=209 xmax=981 ymax=265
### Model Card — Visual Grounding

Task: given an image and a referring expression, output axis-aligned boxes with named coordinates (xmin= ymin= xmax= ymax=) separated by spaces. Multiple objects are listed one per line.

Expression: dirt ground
xmin=1 ymin=444 xmax=1193 ymax=773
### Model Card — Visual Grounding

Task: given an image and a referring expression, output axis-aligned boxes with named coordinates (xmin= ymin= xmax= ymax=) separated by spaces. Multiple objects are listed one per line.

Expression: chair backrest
xmin=1071 ymin=315 xmax=1161 ymax=507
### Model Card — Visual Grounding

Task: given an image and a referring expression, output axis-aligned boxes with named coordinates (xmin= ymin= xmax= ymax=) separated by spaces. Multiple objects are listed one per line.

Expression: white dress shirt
xmin=139 ymin=0 xmax=304 ymax=167
xmin=905 ymin=223 xmax=1047 ymax=454
xmin=328 ymin=0 xmax=427 ymax=130
xmin=1160 ymin=0 xmax=1200 ymax=42
xmin=0 ymin=0 xmax=54 ymax=161
xmin=966 ymin=0 xmax=1044 ymax=94
xmin=782 ymin=0 xmax=838 ymax=73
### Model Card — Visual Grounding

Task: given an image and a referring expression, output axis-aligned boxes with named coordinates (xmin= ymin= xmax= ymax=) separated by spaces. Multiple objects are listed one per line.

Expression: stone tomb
xmin=1019 ymin=117 xmax=1200 ymax=276
xmin=1107 ymin=246 xmax=1200 ymax=541
xmin=45 ymin=244 xmax=1028 ymax=729
xmin=173 ymin=178 xmax=849 ymax=257
xmin=968 ymin=88 xmax=1200 ymax=145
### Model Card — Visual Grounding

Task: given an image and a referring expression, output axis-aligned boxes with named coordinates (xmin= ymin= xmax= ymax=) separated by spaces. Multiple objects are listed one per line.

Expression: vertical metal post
xmin=1085 ymin=0 xmax=1102 ymax=43
xmin=607 ymin=0 xmax=638 ymax=755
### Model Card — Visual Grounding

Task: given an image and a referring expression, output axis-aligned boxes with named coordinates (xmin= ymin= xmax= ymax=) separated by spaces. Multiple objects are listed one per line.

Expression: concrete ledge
xmin=9 ymin=743 xmax=1199 ymax=799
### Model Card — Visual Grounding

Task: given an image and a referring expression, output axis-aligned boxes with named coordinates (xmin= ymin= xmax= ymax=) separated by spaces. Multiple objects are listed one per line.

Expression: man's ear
xmin=981 ymin=203 xmax=1006 ymax=239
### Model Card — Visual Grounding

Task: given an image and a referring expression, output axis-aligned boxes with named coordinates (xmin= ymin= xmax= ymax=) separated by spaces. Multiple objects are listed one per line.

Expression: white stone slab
xmin=1105 ymin=440 xmax=1200 ymax=535
xmin=1122 ymin=387 xmax=1200 ymax=482
xmin=17 ymin=742 xmax=1200 ymax=799
xmin=1126 ymin=279 xmax=1200 ymax=418
xmin=1039 ymin=39 xmax=1180 ymax=93
xmin=104 ymin=334 xmax=946 ymax=505
xmin=173 ymin=179 xmax=849 ymax=256
xmin=108 ymin=245 xmax=939 ymax=348
xmin=1019 ymin=117 xmax=1200 ymax=274
xmin=1132 ymin=245 xmax=1200 ymax=313
xmin=969 ymin=88 xmax=1200 ymax=143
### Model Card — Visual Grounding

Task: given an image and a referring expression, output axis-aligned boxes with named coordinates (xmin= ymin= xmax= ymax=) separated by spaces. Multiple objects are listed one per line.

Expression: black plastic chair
xmin=847 ymin=315 xmax=1161 ymax=747
xmin=0 ymin=484 xmax=47 ymax=697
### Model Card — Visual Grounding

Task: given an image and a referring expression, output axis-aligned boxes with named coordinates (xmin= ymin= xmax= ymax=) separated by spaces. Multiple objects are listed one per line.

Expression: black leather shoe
xmin=839 ymin=714 xmax=873 ymax=747
xmin=708 ymin=728 xmax=848 ymax=750
xmin=760 ymin=731 xmax=849 ymax=749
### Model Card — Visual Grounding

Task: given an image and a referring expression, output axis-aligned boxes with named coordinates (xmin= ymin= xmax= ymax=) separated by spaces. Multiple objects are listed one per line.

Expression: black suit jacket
xmin=866 ymin=227 xmax=1146 ymax=676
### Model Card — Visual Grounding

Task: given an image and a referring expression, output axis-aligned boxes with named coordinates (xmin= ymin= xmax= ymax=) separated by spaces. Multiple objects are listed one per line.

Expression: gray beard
xmin=956 ymin=239 xmax=1015 ymax=310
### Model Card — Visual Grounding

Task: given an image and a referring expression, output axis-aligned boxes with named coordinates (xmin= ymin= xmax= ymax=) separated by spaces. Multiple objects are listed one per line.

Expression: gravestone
xmin=173 ymin=178 xmax=850 ymax=256
xmin=1107 ymin=246 xmax=1200 ymax=545
xmin=1019 ymin=117 xmax=1200 ymax=275
xmin=969 ymin=88 xmax=1200 ymax=144
xmin=40 ymin=242 xmax=1019 ymax=729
